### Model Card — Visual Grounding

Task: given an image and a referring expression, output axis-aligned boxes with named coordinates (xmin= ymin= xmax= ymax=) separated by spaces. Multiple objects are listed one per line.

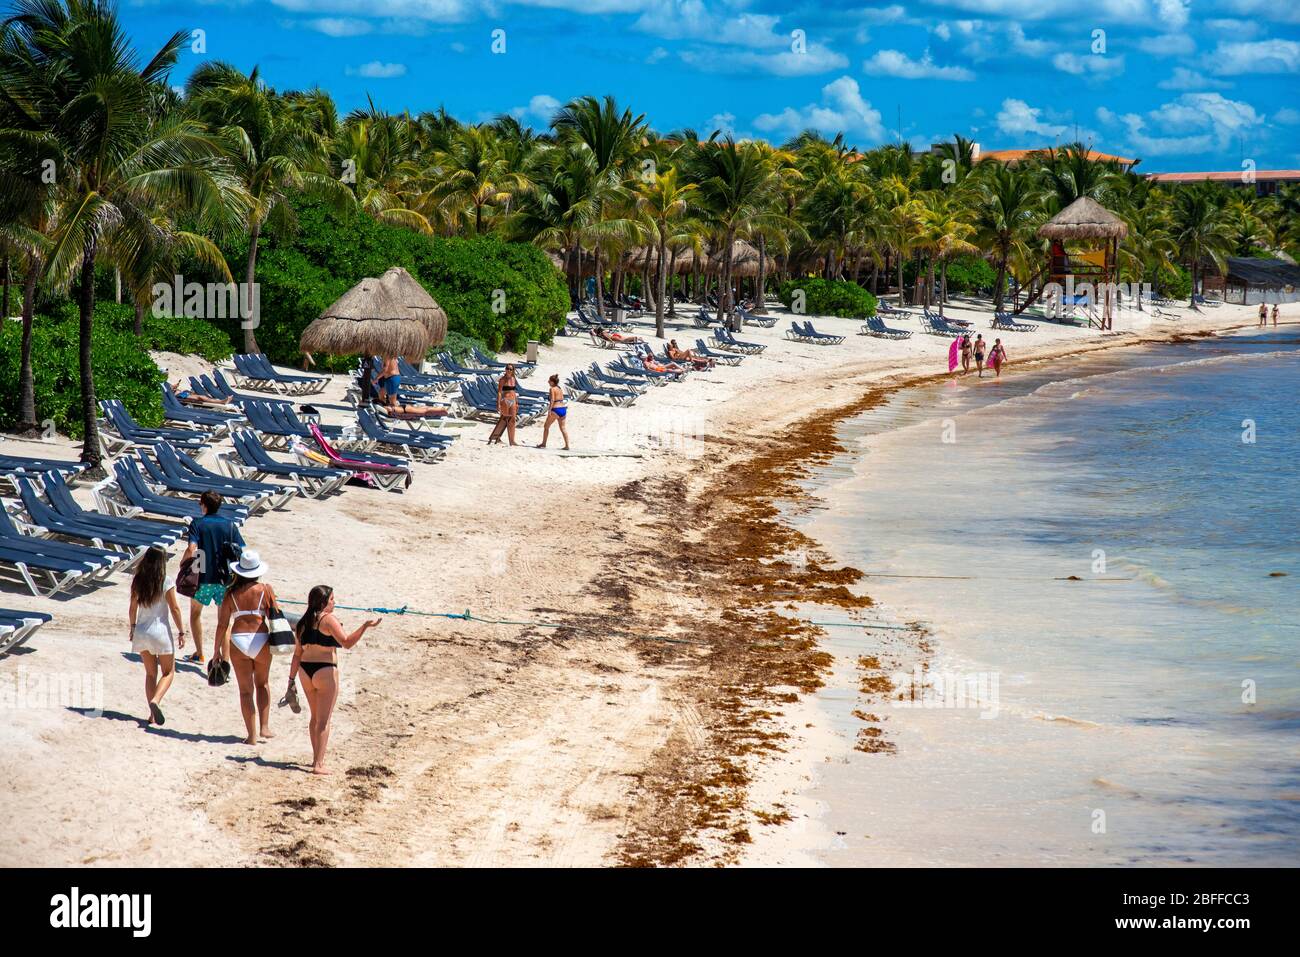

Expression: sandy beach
xmin=0 ymin=299 xmax=1265 ymax=867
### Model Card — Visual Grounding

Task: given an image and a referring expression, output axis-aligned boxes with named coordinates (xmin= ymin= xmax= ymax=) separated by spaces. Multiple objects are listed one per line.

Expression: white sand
xmin=0 ymin=297 xmax=1268 ymax=866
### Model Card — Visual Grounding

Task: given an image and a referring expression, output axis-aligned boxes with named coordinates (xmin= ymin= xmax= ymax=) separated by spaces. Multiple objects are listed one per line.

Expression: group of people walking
xmin=126 ymin=491 xmax=380 ymax=775
xmin=948 ymin=333 xmax=1007 ymax=379
xmin=488 ymin=365 xmax=571 ymax=451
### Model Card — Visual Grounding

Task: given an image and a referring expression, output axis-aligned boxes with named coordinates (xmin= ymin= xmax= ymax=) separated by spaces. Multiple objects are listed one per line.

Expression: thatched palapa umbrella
xmin=707 ymin=239 xmax=762 ymax=277
xmin=302 ymin=273 xmax=439 ymax=403
xmin=377 ymin=266 xmax=448 ymax=348
xmin=1036 ymin=196 xmax=1128 ymax=241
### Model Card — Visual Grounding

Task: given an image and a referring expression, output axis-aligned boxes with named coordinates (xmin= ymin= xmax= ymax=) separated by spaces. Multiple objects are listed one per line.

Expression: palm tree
xmin=919 ymin=191 xmax=978 ymax=315
xmin=6 ymin=0 xmax=249 ymax=466
xmin=635 ymin=165 xmax=695 ymax=337
xmin=685 ymin=136 xmax=785 ymax=323
xmin=430 ymin=124 xmax=529 ymax=234
xmin=187 ymin=62 xmax=353 ymax=353
xmin=878 ymin=176 xmax=924 ymax=308
xmin=552 ymin=95 xmax=646 ymax=309
xmin=974 ymin=162 xmax=1043 ymax=312
xmin=1171 ymin=184 xmax=1233 ymax=309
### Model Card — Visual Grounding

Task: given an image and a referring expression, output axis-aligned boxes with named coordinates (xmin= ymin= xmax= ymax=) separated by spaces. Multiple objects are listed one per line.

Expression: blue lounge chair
xmin=99 ymin=400 xmax=210 ymax=454
xmin=217 ymin=431 xmax=349 ymax=499
xmin=231 ymin=354 xmax=327 ymax=396
xmin=693 ymin=339 xmax=743 ymax=365
xmin=471 ymin=347 xmax=536 ymax=378
xmin=437 ymin=352 xmax=498 ymax=378
xmin=0 ymin=608 xmax=52 ymax=655
xmin=992 ymin=312 xmax=1038 ymax=332
xmin=737 ymin=306 xmax=777 ymax=328
xmin=39 ymin=472 xmax=184 ymax=544
xmin=0 ymin=454 xmax=88 ymax=495
xmin=920 ymin=311 xmax=966 ymax=337
xmin=0 ymin=506 xmax=130 ymax=594
xmin=15 ymin=479 xmax=172 ymax=558
xmin=588 ymin=363 xmax=648 ymax=393
xmin=156 ymin=443 xmax=296 ymax=510
xmin=355 ymin=409 xmax=451 ymax=462
xmin=94 ymin=459 xmax=248 ymax=524
xmin=713 ymin=327 xmax=765 ymax=354
xmin=786 ymin=321 xmax=844 ymax=345
xmin=860 ymin=316 xmax=912 ymax=340
xmin=161 ymin=384 xmax=244 ymax=435
xmin=565 ymin=371 xmax=639 ymax=408
xmin=137 ymin=448 xmax=274 ymax=512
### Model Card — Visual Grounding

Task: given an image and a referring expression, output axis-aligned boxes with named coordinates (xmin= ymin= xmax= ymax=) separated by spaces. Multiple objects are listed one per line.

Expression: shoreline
xmin=0 ymin=302 xmax=1267 ymax=867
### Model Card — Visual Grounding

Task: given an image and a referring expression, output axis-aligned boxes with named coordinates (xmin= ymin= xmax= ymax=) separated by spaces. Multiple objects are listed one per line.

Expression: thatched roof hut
xmin=707 ymin=239 xmax=763 ymax=276
xmin=1037 ymin=197 xmax=1128 ymax=241
xmin=301 ymin=275 xmax=434 ymax=363
xmin=377 ymin=266 xmax=448 ymax=347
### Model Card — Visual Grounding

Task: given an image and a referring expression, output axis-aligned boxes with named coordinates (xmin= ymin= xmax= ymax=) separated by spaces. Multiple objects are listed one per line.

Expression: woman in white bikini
xmin=213 ymin=551 xmax=280 ymax=745
xmin=127 ymin=546 xmax=186 ymax=727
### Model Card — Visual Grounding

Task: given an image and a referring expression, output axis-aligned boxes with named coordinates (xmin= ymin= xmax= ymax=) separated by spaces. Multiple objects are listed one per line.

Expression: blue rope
xmin=276 ymin=599 xmax=563 ymax=628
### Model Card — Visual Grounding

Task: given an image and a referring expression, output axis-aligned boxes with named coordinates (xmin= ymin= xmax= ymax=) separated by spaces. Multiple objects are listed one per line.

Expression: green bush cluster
xmin=0 ymin=307 xmax=165 ymax=438
xmin=90 ymin=301 xmax=234 ymax=363
xmin=1155 ymin=264 xmax=1193 ymax=299
xmin=225 ymin=200 xmax=569 ymax=365
xmin=776 ymin=277 xmax=878 ymax=318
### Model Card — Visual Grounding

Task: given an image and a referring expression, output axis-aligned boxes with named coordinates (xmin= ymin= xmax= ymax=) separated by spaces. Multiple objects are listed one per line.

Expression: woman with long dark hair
xmin=286 ymin=586 xmax=381 ymax=774
xmin=488 ymin=363 xmax=519 ymax=446
xmin=127 ymin=546 xmax=186 ymax=726
xmin=213 ymin=551 xmax=280 ymax=745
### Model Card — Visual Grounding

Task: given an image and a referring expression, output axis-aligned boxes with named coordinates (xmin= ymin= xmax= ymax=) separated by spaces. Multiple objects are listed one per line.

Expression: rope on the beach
xmin=275 ymin=600 xmax=707 ymax=646
xmin=805 ymin=620 xmax=915 ymax=630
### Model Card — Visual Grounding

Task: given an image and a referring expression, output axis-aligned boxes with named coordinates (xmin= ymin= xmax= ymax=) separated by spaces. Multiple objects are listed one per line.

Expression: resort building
xmin=927 ymin=143 xmax=1141 ymax=171
xmin=1146 ymin=170 xmax=1300 ymax=197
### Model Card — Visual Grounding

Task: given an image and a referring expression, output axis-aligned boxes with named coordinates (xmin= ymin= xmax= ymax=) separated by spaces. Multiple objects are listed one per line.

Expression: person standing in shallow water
xmin=973 ymin=334 xmax=986 ymax=378
xmin=989 ymin=339 xmax=1008 ymax=378
xmin=960 ymin=334 xmax=973 ymax=375
xmin=1259 ymin=304 xmax=1268 ymax=327
xmin=1272 ymin=304 xmax=1280 ymax=327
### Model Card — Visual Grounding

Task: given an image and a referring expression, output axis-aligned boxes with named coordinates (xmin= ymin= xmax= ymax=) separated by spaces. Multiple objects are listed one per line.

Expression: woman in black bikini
xmin=488 ymin=364 xmax=519 ymax=446
xmin=286 ymin=585 xmax=381 ymax=775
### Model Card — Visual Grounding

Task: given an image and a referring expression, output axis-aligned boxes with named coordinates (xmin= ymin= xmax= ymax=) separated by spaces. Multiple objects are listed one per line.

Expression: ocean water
xmin=798 ymin=328 xmax=1300 ymax=866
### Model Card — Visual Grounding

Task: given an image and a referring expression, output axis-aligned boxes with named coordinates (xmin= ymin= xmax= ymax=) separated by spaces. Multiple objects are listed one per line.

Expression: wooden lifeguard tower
xmin=1037 ymin=197 xmax=1128 ymax=330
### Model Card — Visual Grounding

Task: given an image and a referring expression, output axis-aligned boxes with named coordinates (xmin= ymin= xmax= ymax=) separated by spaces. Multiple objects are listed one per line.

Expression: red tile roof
xmin=1147 ymin=170 xmax=1300 ymax=183
xmin=979 ymin=148 xmax=1139 ymax=166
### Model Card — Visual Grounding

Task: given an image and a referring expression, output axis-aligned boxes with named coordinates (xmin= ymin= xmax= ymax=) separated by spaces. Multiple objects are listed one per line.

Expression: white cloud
xmin=271 ymin=0 xmax=471 ymax=21
xmin=1154 ymin=0 xmax=1190 ymax=30
xmin=1204 ymin=19 xmax=1260 ymax=38
xmin=509 ymin=94 xmax=561 ymax=124
xmin=1138 ymin=34 xmax=1194 ymax=57
xmin=1052 ymin=52 xmax=1125 ymax=78
xmin=753 ymin=75 xmax=885 ymax=141
xmin=934 ymin=21 xmax=1053 ymax=62
xmin=707 ymin=112 xmax=737 ymax=136
xmin=1115 ymin=92 xmax=1265 ymax=155
xmin=863 ymin=49 xmax=975 ymax=80
xmin=346 ymin=61 xmax=407 ymax=78
xmin=1275 ymin=108 xmax=1300 ymax=125
xmin=1208 ymin=39 xmax=1300 ymax=75
xmin=1210 ymin=1 xmax=1300 ymax=25
xmin=681 ymin=43 xmax=847 ymax=76
xmin=302 ymin=17 xmax=372 ymax=36
xmin=646 ymin=46 xmax=669 ymax=64
xmin=995 ymin=97 xmax=1068 ymax=139
xmin=1158 ymin=66 xmax=1230 ymax=90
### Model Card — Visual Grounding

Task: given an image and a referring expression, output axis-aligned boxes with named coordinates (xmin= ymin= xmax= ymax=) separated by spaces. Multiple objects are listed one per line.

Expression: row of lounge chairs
xmin=992 ymin=312 xmax=1039 ymax=332
xmin=786 ymin=321 xmax=845 ymax=345
xmin=0 ymin=607 xmax=51 ymax=655
xmin=229 ymin=353 xmax=327 ymax=396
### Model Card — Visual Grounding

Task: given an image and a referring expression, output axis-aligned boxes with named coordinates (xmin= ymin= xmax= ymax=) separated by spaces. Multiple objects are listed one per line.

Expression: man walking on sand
xmin=179 ymin=491 xmax=243 ymax=664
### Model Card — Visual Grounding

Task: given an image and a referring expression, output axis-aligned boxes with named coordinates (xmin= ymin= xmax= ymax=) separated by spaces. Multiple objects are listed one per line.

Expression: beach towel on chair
xmin=308 ymin=425 xmax=412 ymax=488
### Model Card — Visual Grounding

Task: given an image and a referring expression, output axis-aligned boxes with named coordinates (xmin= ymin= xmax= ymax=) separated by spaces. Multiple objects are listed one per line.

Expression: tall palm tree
xmin=187 ymin=62 xmax=352 ymax=353
xmin=634 ymin=165 xmax=695 ymax=338
xmin=552 ymin=95 xmax=645 ymax=308
xmin=878 ymin=175 xmax=924 ymax=308
xmin=5 ymin=0 xmax=248 ymax=466
xmin=919 ymin=191 xmax=978 ymax=315
xmin=685 ymin=136 xmax=785 ymax=322
xmin=430 ymin=124 xmax=529 ymax=234
xmin=974 ymin=162 xmax=1043 ymax=312
xmin=1171 ymin=184 xmax=1233 ymax=309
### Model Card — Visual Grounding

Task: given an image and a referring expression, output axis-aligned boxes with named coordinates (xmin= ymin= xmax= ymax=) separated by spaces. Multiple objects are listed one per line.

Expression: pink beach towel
xmin=948 ymin=336 xmax=961 ymax=372
xmin=309 ymin=424 xmax=412 ymax=488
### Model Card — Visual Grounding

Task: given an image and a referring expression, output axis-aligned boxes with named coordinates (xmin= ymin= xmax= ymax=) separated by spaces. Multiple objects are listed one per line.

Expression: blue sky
xmin=119 ymin=0 xmax=1300 ymax=172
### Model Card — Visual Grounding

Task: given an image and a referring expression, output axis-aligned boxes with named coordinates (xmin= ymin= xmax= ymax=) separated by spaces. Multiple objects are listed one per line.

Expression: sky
xmin=114 ymin=0 xmax=1300 ymax=173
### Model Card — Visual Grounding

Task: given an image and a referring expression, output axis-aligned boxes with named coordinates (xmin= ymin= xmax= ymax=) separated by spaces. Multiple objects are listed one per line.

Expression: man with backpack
xmin=178 ymin=491 xmax=244 ymax=664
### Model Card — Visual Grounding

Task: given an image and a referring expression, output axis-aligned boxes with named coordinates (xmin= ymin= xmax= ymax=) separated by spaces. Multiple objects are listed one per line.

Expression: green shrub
xmin=440 ymin=329 xmax=494 ymax=364
xmin=90 ymin=301 xmax=233 ymax=363
xmin=1155 ymin=264 xmax=1192 ymax=299
xmin=941 ymin=255 xmax=997 ymax=293
xmin=776 ymin=277 xmax=878 ymax=318
xmin=227 ymin=199 xmax=570 ymax=365
xmin=0 ymin=309 xmax=165 ymax=438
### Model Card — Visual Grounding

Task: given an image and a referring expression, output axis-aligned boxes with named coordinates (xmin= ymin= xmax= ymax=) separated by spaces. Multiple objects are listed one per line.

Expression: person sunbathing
xmin=382 ymin=398 xmax=447 ymax=419
xmin=172 ymin=382 xmax=232 ymax=409
xmin=641 ymin=355 xmax=684 ymax=374
xmin=596 ymin=327 xmax=643 ymax=345
xmin=667 ymin=340 xmax=715 ymax=370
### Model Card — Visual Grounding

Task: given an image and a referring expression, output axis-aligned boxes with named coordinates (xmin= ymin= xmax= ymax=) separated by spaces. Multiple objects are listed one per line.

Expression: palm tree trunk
xmin=77 ymin=243 xmax=103 ymax=468
xmin=2 ymin=255 xmax=9 ymax=319
xmin=594 ymin=247 xmax=604 ymax=314
xmin=897 ymin=254 xmax=906 ymax=309
xmin=939 ymin=260 xmax=948 ymax=315
xmin=667 ymin=247 xmax=678 ymax=316
xmin=17 ymin=258 xmax=38 ymax=431
xmin=244 ymin=220 xmax=262 ymax=354
xmin=134 ymin=299 xmax=145 ymax=336
xmin=992 ymin=252 xmax=1008 ymax=313
xmin=654 ymin=232 xmax=668 ymax=339
xmin=754 ymin=235 xmax=768 ymax=314
xmin=719 ymin=230 xmax=736 ymax=326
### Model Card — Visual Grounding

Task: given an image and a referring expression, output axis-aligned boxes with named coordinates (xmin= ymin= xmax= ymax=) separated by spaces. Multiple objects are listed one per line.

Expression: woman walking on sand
xmin=1272 ymin=304 xmax=1280 ymax=327
xmin=488 ymin=363 xmax=519 ymax=446
xmin=128 ymin=546 xmax=186 ymax=727
xmin=1259 ymin=304 xmax=1268 ymax=327
xmin=213 ymin=551 xmax=281 ymax=745
xmin=989 ymin=339 xmax=1008 ymax=378
xmin=974 ymin=334 xmax=987 ymax=378
xmin=537 ymin=374 xmax=570 ymax=450
xmin=286 ymin=586 xmax=381 ymax=775
xmin=960 ymin=334 xmax=974 ymax=375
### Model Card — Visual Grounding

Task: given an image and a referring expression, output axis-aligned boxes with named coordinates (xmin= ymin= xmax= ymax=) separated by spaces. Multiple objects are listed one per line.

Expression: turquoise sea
xmin=799 ymin=327 xmax=1300 ymax=866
